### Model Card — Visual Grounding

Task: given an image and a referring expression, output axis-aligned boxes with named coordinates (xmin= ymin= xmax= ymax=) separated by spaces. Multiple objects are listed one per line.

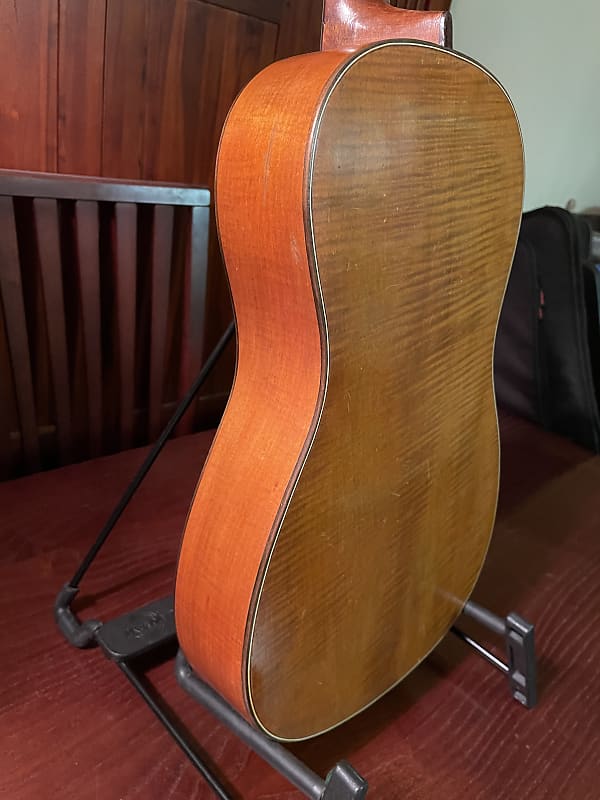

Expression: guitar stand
xmin=55 ymin=322 xmax=537 ymax=799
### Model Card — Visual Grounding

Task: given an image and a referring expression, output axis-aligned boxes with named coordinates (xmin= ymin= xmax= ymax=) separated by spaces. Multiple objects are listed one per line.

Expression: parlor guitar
xmin=175 ymin=0 xmax=523 ymax=741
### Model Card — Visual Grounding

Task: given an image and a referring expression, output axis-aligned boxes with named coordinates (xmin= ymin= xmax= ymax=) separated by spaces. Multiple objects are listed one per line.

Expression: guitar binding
xmin=53 ymin=322 xmax=538 ymax=799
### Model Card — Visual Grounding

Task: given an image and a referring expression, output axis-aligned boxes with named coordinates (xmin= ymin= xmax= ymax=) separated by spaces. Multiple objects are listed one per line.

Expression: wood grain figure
xmin=175 ymin=15 xmax=524 ymax=741
xmin=0 ymin=0 xmax=58 ymax=172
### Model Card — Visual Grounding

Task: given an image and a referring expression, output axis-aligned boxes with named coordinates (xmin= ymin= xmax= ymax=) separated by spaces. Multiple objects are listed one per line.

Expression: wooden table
xmin=1 ymin=416 xmax=598 ymax=799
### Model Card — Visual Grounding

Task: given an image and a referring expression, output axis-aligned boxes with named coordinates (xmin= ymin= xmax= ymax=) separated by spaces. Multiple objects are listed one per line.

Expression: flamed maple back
xmin=176 ymin=31 xmax=523 ymax=740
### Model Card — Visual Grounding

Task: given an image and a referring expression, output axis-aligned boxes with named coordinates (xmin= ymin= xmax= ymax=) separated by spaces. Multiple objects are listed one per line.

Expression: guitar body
xmin=176 ymin=26 xmax=523 ymax=741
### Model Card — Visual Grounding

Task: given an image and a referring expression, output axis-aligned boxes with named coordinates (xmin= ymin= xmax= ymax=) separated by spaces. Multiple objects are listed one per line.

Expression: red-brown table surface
xmin=1 ymin=415 xmax=599 ymax=799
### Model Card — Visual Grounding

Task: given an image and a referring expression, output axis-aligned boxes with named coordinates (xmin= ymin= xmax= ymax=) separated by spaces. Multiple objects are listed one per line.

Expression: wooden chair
xmin=0 ymin=170 xmax=212 ymax=480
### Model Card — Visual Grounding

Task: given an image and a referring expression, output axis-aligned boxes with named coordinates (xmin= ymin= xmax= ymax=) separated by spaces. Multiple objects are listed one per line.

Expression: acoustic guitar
xmin=176 ymin=0 xmax=523 ymax=741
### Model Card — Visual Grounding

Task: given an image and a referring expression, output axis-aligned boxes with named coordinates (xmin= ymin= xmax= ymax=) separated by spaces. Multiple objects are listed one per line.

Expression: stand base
xmin=176 ymin=651 xmax=367 ymax=800
xmin=74 ymin=591 xmax=536 ymax=799
xmin=92 ymin=593 xmax=368 ymax=798
xmin=454 ymin=599 xmax=537 ymax=708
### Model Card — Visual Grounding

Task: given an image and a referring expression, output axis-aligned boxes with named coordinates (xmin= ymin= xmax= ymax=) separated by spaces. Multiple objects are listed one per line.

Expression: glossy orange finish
xmin=176 ymin=49 xmax=349 ymax=720
xmin=321 ymin=0 xmax=450 ymax=51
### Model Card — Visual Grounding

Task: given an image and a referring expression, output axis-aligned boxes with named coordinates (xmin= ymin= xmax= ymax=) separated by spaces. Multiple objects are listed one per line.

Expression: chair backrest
xmin=0 ymin=170 xmax=211 ymax=479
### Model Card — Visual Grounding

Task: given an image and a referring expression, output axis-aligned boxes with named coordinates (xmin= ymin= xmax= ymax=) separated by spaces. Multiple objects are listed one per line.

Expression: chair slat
xmin=0 ymin=169 xmax=210 ymax=207
xmin=0 ymin=197 xmax=40 ymax=470
xmin=178 ymin=205 xmax=210 ymax=433
xmin=74 ymin=200 xmax=103 ymax=456
xmin=0 ymin=301 xmax=18 ymax=478
xmin=114 ymin=203 xmax=137 ymax=449
xmin=34 ymin=198 xmax=72 ymax=461
xmin=0 ymin=171 xmax=211 ymax=478
xmin=149 ymin=205 xmax=174 ymax=440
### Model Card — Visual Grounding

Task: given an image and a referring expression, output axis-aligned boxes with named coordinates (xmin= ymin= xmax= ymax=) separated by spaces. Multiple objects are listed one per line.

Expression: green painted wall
xmin=451 ymin=0 xmax=600 ymax=212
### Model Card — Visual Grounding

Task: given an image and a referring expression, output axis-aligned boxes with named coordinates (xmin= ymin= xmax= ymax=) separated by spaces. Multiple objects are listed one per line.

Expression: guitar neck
xmin=321 ymin=0 xmax=452 ymax=52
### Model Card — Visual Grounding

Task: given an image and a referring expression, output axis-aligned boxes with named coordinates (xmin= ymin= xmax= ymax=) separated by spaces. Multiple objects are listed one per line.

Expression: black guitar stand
xmin=55 ymin=322 xmax=537 ymax=799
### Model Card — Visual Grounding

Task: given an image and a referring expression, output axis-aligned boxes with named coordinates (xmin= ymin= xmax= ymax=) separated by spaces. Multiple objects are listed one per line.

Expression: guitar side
xmin=175 ymin=49 xmax=347 ymax=724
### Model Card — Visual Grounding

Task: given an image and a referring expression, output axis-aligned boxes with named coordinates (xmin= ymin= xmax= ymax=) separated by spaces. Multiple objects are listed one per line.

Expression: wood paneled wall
xmin=0 ymin=2 xmax=58 ymax=173
xmin=0 ymin=0 xmax=323 ymax=443
xmin=0 ymin=0 xmax=322 ymax=178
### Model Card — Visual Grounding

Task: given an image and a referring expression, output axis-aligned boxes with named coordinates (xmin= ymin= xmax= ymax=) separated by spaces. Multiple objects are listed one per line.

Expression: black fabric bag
xmin=494 ymin=206 xmax=600 ymax=452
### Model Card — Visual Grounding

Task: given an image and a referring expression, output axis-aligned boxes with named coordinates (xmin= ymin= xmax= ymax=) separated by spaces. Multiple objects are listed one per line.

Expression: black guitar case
xmin=494 ymin=206 xmax=600 ymax=453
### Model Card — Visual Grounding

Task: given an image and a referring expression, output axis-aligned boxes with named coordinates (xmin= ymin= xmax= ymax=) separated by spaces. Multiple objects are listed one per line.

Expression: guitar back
xmin=176 ymin=40 xmax=523 ymax=741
